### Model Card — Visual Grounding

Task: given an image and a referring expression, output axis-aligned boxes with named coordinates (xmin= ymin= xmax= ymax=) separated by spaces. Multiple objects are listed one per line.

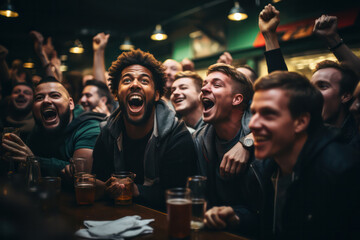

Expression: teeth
xmin=130 ymin=95 xmax=143 ymax=101
xmin=254 ymin=136 xmax=268 ymax=141
xmin=175 ymin=98 xmax=184 ymax=103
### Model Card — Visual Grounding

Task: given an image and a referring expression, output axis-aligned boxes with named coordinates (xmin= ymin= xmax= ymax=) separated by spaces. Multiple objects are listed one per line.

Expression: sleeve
xmin=92 ymin=129 xmax=114 ymax=182
xmin=264 ymin=48 xmax=288 ymax=73
xmin=73 ymin=120 xmax=101 ymax=150
xmin=232 ymin=205 xmax=259 ymax=237
xmin=38 ymin=157 xmax=69 ymax=177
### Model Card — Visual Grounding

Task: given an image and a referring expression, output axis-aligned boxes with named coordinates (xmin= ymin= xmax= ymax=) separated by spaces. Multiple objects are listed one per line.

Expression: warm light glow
xmin=0 ymin=9 xmax=18 ymax=17
xmin=151 ymin=33 xmax=168 ymax=41
xmin=228 ymin=12 xmax=248 ymax=21
xmin=60 ymin=65 xmax=68 ymax=72
xmin=69 ymin=47 xmax=84 ymax=54
xmin=272 ymin=0 xmax=282 ymax=3
xmin=23 ymin=62 xmax=34 ymax=68
xmin=119 ymin=37 xmax=135 ymax=50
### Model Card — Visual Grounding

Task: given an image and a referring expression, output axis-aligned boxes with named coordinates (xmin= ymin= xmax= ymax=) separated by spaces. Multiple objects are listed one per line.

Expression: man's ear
xmin=100 ymin=96 xmax=107 ymax=104
xmin=294 ymin=112 xmax=310 ymax=133
xmin=232 ymin=93 xmax=243 ymax=106
xmin=155 ymin=90 xmax=160 ymax=101
xmin=69 ymin=98 xmax=75 ymax=111
xmin=341 ymin=92 xmax=352 ymax=104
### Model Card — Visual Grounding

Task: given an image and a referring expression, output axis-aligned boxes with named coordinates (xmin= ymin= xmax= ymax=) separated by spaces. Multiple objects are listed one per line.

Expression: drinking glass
xmin=1 ymin=127 xmax=20 ymax=177
xmin=74 ymin=173 xmax=96 ymax=205
xmin=187 ymin=176 xmax=207 ymax=230
xmin=112 ymin=172 xmax=134 ymax=205
xmin=166 ymin=188 xmax=192 ymax=239
xmin=70 ymin=157 xmax=87 ymax=175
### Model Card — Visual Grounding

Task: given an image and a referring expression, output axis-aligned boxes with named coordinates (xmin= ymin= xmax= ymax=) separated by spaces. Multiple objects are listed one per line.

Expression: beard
xmin=119 ymin=95 xmax=156 ymax=126
xmin=34 ymin=105 xmax=72 ymax=135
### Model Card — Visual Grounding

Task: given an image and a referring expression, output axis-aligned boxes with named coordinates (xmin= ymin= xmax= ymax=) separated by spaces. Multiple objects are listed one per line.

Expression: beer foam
xmin=167 ymin=198 xmax=192 ymax=205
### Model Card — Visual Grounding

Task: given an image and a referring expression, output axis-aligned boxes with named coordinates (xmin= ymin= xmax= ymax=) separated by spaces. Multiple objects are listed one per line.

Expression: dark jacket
xmin=92 ymin=100 xmax=197 ymax=210
xmin=242 ymin=127 xmax=360 ymax=240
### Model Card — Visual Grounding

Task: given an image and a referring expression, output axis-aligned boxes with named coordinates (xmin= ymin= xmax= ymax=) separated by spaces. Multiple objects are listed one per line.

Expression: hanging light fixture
xmin=151 ymin=24 xmax=168 ymax=41
xmin=23 ymin=58 xmax=34 ymax=69
xmin=69 ymin=39 xmax=84 ymax=54
xmin=119 ymin=37 xmax=135 ymax=51
xmin=0 ymin=0 xmax=19 ymax=18
xmin=228 ymin=1 xmax=248 ymax=21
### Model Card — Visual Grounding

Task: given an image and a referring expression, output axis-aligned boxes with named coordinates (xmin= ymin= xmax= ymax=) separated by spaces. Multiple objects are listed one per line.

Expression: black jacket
xmin=242 ymin=127 xmax=360 ymax=239
xmin=92 ymin=100 xmax=197 ymax=210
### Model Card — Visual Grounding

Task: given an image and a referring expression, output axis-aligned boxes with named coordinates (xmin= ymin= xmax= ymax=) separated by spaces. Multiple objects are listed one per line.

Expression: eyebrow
xmin=121 ymin=73 xmax=151 ymax=78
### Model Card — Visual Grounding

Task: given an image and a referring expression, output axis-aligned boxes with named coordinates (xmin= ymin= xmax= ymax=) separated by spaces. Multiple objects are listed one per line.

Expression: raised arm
xmin=93 ymin=32 xmax=110 ymax=84
xmin=0 ymin=45 xmax=11 ymax=95
xmin=30 ymin=31 xmax=62 ymax=81
xmin=313 ymin=15 xmax=360 ymax=76
xmin=259 ymin=4 xmax=288 ymax=72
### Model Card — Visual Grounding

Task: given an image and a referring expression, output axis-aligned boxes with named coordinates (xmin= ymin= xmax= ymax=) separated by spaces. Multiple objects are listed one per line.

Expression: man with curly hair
xmin=92 ymin=49 xmax=197 ymax=210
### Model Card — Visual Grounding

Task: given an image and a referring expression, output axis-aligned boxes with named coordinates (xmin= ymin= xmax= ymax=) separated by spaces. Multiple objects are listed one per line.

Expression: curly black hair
xmin=108 ymin=49 xmax=165 ymax=97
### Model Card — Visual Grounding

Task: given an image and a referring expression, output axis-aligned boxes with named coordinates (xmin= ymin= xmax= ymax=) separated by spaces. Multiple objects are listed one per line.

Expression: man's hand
xmin=30 ymin=31 xmax=45 ymax=55
xmin=313 ymin=15 xmax=340 ymax=40
xmin=1 ymin=133 xmax=34 ymax=162
xmin=259 ymin=4 xmax=280 ymax=34
xmin=204 ymin=206 xmax=239 ymax=229
xmin=105 ymin=176 xmax=125 ymax=198
xmin=93 ymin=32 xmax=110 ymax=52
xmin=217 ymin=52 xmax=233 ymax=65
xmin=220 ymin=141 xmax=249 ymax=178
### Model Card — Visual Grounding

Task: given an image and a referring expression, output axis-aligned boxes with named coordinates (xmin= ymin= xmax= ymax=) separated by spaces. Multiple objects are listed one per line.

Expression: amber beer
xmin=74 ymin=174 xmax=96 ymax=205
xmin=166 ymin=188 xmax=191 ymax=239
xmin=112 ymin=172 xmax=134 ymax=205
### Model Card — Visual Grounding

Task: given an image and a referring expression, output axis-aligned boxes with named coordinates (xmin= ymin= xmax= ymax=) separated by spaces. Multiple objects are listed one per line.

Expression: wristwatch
xmin=239 ymin=136 xmax=254 ymax=150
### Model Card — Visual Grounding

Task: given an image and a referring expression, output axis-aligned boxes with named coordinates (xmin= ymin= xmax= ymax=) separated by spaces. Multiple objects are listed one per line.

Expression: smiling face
xmin=117 ymin=64 xmax=159 ymax=126
xmin=200 ymin=71 xmax=236 ymax=124
xmin=10 ymin=85 xmax=34 ymax=112
xmin=80 ymin=85 xmax=101 ymax=111
xmin=33 ymin=82 xmax=74 ymax=132
xmin=249 ymin=89 xmax=299 ymax=160
xmin=170 ymin=77 xmax=201 ymax=116
xmin=163 ymin=59 xmax=182 ymax=88
xmin=311 ymin=68 xmax=343 ymax=124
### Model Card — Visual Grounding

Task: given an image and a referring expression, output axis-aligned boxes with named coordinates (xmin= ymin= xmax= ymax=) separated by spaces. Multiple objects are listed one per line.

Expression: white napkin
xmin=75 ymin=215 xmax=154 ymax=240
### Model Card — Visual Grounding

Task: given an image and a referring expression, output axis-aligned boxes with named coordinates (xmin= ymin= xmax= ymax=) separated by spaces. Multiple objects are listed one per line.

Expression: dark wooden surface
xmin=59 ymin=193 xmax=249 ymax=240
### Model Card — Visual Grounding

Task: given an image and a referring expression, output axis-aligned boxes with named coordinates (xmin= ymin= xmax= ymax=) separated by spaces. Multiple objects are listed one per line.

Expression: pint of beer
xmin=74 ymin=173 xmax=96 ymax=205
xmin=112 ymin=172 xmax=134 ymax=205
xmin=186 ymin=176 xmax=207 ymax=230
xmin=166 ymin=188 xmax=191 ymax=239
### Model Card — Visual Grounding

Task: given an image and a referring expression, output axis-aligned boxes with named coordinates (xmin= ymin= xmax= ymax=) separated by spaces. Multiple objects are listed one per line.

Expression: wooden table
xmin=59 ymin=192 xmax=248 ymax=240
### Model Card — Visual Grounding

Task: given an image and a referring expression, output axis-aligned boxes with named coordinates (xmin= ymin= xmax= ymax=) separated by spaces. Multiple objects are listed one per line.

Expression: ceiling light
xmin=0 ymin=0 xmax=19 ymax=18
xmin=228 ymin=1 xmax=248 ymax=21
xmin=23 ymin=58 xmax=34 ymax=69
xmin=119 ymin=37 xmax=135 ymax=51
xmin=69 ymin=39 xmax=84 ymax=54
xmin=151 ymin=24 xmax=168 ymax=41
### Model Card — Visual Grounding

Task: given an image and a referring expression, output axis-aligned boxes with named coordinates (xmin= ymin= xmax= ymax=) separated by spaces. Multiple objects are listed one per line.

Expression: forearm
xmin=93 ymin=49 xmax=106 ymax=83
xmin=263 ymin=31 xmax=280 ymax=51
xmin=264 ymin=48 xmax=288 ymax=73
xmin=37 ymin=50 xmax=58 ymax=80
xmin=0 ymin=59 xmax=10 ymax=85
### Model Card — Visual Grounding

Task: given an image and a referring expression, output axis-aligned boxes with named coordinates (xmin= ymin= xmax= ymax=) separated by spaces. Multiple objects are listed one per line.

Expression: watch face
xmin=244 ymin=138 xmax=254 ymax=147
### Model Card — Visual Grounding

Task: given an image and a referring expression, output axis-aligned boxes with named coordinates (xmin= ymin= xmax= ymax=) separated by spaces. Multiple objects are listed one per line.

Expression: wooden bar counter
xmin=59 ymin=192 xmax=248 ymax=240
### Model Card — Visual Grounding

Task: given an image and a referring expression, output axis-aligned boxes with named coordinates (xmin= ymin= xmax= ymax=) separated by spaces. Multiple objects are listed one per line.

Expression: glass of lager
xmin=186 ymin=176 xmax=207 ymax=230
xmin=74 ymin=173 xmax=96 ymax=205
xmin=166 ymin=188 xmax=191 ymax=239
xmin=112 ymin=172 xmax=134 ymax=205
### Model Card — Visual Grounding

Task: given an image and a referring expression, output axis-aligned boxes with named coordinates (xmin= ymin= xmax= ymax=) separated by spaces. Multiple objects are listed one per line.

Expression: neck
xmin=124 ymin=111 xmax=155 ymax=139
xmin=9 ymin=108 xmax=32 ymax=121
xmin=213 ymin=110 xmax=243 ymax=141
xmin=274 ymin=132 xmax=308 ymax=176
xmin=182 ymin=106 xmax=203 ymax=128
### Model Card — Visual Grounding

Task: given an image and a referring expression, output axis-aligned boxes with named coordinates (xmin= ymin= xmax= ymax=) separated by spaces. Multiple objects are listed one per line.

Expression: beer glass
xmin=112 ymin=172 xmax=134 ymax=205
xmin=70 ymin=157 xmax=87 ymax=175
xmin=166 ymin=188 xmax=191 ymax=239
xmin=39 ymin=177 xmax=61 ymax=211
xmin=1 ymin=127 xmax=20 ymax=177
xmin=187 ymin=176 xmax=207 ymax=230
xmin=74 ymin=173 xmax=96 ymax=205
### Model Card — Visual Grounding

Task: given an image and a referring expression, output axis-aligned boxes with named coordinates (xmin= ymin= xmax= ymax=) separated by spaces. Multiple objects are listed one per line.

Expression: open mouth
xmin=15 ymin=98 xmax=27 ymax=104
xmin=127 ymin=94 xmax=144 ymax=113
xmin=41 ymin=108 xmax=58 ymax=123
xmin=254 ymin=135 xmax=269 ymax=143
xmin=174 ymin=97 xmax=184 ymax=104
xmin=202 ymin=98 xmax=214 ymax=111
